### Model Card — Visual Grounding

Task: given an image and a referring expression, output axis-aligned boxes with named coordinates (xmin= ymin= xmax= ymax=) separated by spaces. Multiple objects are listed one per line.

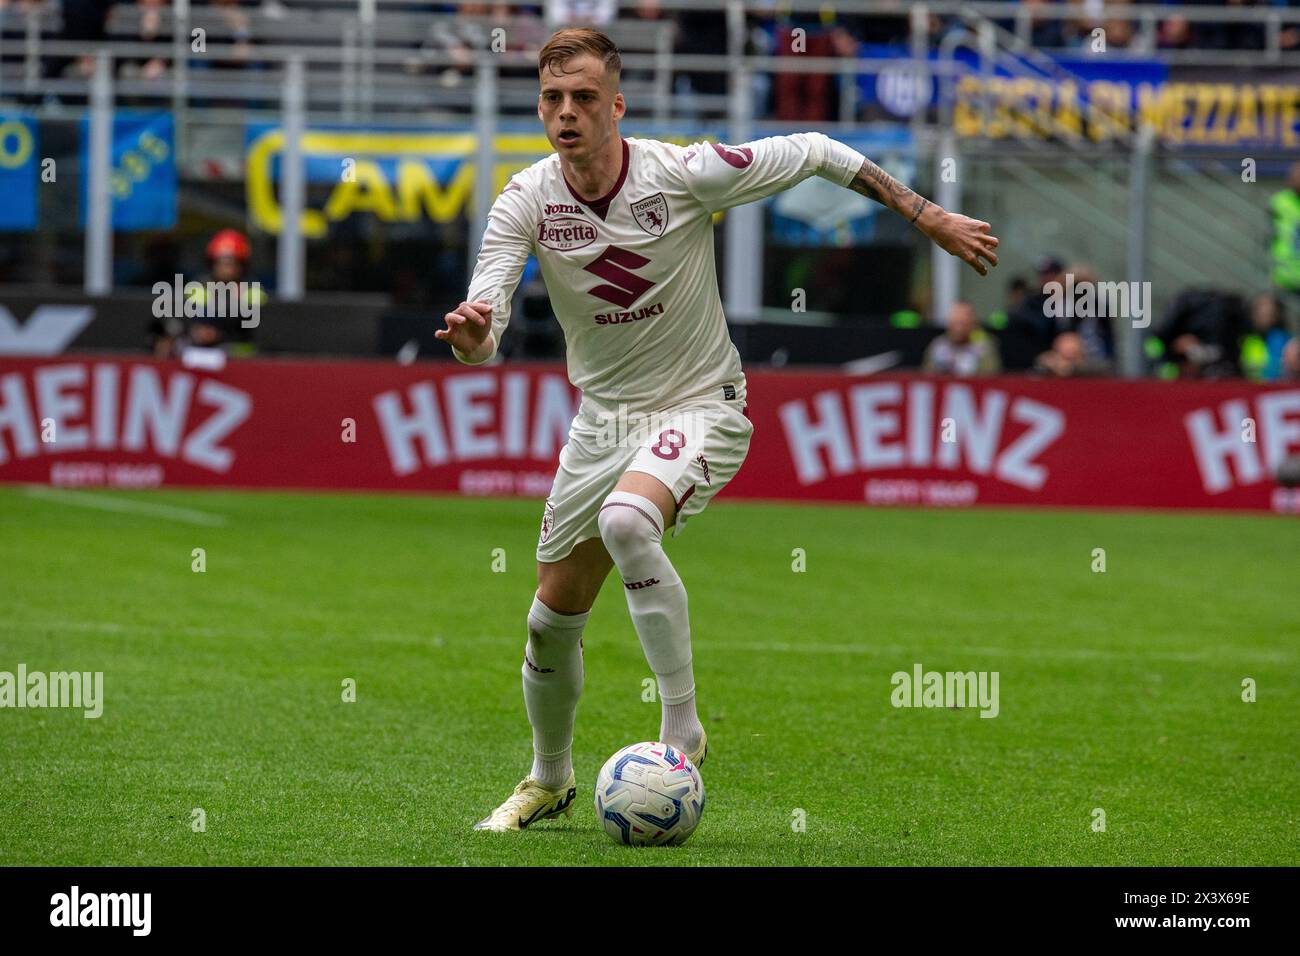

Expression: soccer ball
xmin=594 ymin=741 xmax=705 ymax=846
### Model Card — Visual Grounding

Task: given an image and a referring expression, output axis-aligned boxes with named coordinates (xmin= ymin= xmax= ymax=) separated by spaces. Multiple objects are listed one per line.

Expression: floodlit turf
xmin=0 ymin=484 xmax=1296 ymax=866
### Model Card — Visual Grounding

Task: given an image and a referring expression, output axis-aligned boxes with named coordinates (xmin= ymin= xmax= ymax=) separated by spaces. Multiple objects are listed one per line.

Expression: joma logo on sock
xmin=890 ymin=663 xmax=1000 ymax=718
xmin=524 ymin=654 xmax=555 ymax=674
xmin=624 ymin=577 xmax=660 ymax=590
xmin=50 ymin=886 xmax=151 ymax=936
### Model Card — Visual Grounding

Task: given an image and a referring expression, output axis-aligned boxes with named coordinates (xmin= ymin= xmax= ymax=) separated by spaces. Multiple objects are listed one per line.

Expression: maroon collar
xmin=562 ymin=139 xmax=629 ymax=221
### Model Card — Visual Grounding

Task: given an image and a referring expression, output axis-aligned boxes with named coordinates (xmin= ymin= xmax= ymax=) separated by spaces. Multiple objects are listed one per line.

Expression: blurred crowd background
xmin=2 ymin=0 xmax=1299 ymax=380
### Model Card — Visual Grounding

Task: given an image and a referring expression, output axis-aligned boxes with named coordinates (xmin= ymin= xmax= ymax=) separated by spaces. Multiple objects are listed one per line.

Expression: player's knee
xmin=597 ymin=498 xmax=658 ymax=555
xmin=527 ymin=594 xmax=588 ymax=651
xmin=525 ymin=614 xmax=551 ymax=648
xmin=533 ymin=584 xmax=591 ymax=617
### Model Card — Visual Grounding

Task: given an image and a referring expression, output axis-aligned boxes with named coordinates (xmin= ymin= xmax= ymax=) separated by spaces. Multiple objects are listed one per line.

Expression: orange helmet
xmin=206 ymin=229 xmax=251 ymax=262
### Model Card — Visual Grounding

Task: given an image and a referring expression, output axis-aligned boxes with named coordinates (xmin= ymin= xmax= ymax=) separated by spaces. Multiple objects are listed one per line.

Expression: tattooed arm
xmin=678 ymin=133 xmax=999 ymax=275
xmin=849 ymin=158 xmax=1000 ymax=277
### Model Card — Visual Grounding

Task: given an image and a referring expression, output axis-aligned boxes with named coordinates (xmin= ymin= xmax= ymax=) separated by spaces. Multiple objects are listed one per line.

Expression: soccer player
xmin=438 ymin=28 xmax=1000 ymax=832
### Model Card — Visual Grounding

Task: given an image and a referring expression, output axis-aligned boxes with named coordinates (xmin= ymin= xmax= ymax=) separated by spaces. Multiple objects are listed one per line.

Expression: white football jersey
xmin=454 ymin=132 xmax=867 ymax=418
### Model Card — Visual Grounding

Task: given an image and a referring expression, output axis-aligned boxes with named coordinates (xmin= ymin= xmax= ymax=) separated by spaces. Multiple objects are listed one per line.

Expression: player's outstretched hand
xmin=434 ymin=300 xmax=493 ymax=356
xmin=927 ymin=213 xmax=1000 ymax=277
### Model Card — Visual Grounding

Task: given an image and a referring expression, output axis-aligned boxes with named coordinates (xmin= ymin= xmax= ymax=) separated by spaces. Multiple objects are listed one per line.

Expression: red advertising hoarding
xmin=1 ymin=355 xmax=1298 ymax=513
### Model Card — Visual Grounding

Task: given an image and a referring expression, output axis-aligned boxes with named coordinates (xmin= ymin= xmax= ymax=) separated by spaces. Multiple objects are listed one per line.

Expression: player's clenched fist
xmin=926 ymin=213 xmax=1000 ymax=277
xmin=435 ymin=300 xmax=493 ymax=357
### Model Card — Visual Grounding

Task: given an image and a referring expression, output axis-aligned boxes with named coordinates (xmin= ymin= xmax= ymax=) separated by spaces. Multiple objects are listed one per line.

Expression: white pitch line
xmin=710 ymin=640 xmax=1297 ymax=665
xmin=22 ymin=487 xmax=228 ymax=527
xmin=1 ymin=618 xmax=1294 ymax=666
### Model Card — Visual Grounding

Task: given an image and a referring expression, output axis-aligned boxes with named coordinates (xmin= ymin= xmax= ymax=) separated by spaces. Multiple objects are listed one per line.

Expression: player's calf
xmin=597 ymin=490 xmax=704 ymax=758
xmin=521 ymin=597 xmax=588 ymax=790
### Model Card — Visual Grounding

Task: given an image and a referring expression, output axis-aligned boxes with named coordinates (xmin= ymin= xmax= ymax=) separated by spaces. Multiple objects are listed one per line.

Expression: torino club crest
xmin=631 ymin=193 xmax=669 ymax=237
xmin=540 ymin=498 xmax=555 ymax=543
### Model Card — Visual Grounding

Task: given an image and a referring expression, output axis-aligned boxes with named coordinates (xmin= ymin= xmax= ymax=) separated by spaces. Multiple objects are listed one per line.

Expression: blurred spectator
xmin=182 ymin=314 xmax=227 ymax=357
xmin=923 ymin=301 xmax=1002 ymax=376
xmin=1269 ymin=162 xmax=1300 ymax=311
xmin=1065 ymin=262 xmax=1115 ymax=361
xmin=1007 ymin=256 xmax=1116 ymax=359
xmin=207 ymin=228 xmax=251 ymax=283
xmin=1062 ymin=0 xmax=1101 ymax=48
xmin=766 ymin=10 xmax=865 ymax=122
xmin=546 ymin=0 xmax=614 ymax=27
xmin=672 ymin=8 xmax=728 ymax=116
xmin=216 ymin=0 xmax=258 ymax=68
xmin=149 ymin=318 xmax=183 ymax=359
xmin=407 ymin=13 xmax=487 ymax=84
xmin=1150 ymin=288 xmax=1248 ymax=379
xmin=772 ymin=19 xmax=836 ymax=122
xmin=1284 ymin=14 xmax=1300 ymax=53
xmin=1158 ymin=15 xmax=1195 ymax=50
xmin=149 ymin=229 xmax=264 ymax=359
xmin=407 ymin=3 xmax=538 ymax=86
xmin=1240 ymin=293 xmax=1291 ymax=381
xmin=1020 ymin=0 xmax=1066 ymax=48
xmin=1283 ymin=336 xmax=1300 ymax=380
xmin=119 ymin=0 xmax=169 ymax=83
xmin=1008 ymin=255 xmax=1064 ymax=350
xmin=39 ymin=0 xmax=112 ymax=86
xmin=1006 ymin=275 xmax=1029 ymax=313
xmin=618 ymin=0 xmax=669 ymax=86
xmin=1202 ymin=0 xmax=1267 ymax=52
xmin=1101 ymin=2 xmax=1136 ymax=50
xmin=1034 ymin=330 xmax=1111 ymax=376
xmin=839 ymin=6 xmax=910 ymax=46
xmin=1055 ymin=0 xmax=1134 ymax=50
xmin=987 ymin=275 xmax=1028 ymax=332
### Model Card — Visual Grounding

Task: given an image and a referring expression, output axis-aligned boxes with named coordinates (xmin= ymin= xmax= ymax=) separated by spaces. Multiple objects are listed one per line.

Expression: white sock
xmin=657 ymin=661 xmax=702 ymax=753
xmin=522 ymin=595 xmax=587 ymax=789
xmin=597 ymin=490 xmax=704 ymax=754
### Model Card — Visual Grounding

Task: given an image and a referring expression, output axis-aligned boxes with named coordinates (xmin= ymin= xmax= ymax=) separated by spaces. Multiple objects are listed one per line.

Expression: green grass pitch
xmin=1 ymin=485 xmax=1295 ymax=866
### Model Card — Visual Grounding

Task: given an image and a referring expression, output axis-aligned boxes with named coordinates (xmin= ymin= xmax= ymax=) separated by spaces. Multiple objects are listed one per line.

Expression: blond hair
xmin=538 ymin=28 xmax=621 ymax=85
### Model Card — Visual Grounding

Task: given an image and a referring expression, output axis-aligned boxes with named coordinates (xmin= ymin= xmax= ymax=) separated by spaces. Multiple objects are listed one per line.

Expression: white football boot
xmin=687 ymin=728 xmax=707 ymax=769
xmin=473 ymin=772 xmax=577 ymax=832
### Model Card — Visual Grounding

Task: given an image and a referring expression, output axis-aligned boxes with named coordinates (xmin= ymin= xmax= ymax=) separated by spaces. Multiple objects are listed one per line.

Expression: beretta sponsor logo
xmin=537 ymin=216 xmax=597 ymax=252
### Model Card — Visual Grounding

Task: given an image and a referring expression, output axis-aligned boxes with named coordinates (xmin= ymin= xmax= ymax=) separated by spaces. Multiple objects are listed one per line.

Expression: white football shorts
xmin=536 ymin=394 xmax=754 ymax=563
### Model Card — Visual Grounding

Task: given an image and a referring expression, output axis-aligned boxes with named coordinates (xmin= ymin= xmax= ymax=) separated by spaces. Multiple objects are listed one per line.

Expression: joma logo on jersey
xmin=594 ymin=303 xmax=663 ymax=325
xmin=583 ymin=246 xmax=656 ymax=308
xmin=544 ymin=202 xmax=582 ymax=215
xmin=537 ymin=216 xmax=597 ymax=251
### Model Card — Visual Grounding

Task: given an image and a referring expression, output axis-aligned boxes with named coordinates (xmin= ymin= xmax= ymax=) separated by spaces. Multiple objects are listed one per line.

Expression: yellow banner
xmin=245 ymin=128 xmax=709 ymax=236
xmin=245 ymin=129 xmax=555 ymax=237
xmin=954 ymin=77 xmax=1300 ymax=146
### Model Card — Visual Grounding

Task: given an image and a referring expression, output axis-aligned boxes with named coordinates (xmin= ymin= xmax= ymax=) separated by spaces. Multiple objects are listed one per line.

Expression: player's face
xmin=538 ymin=55 xmax=625 ymax=163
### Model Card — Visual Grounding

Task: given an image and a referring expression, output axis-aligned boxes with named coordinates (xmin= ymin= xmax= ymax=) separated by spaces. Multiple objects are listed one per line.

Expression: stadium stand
xmin=1 ymin=1 xmax=1299 ymax=377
